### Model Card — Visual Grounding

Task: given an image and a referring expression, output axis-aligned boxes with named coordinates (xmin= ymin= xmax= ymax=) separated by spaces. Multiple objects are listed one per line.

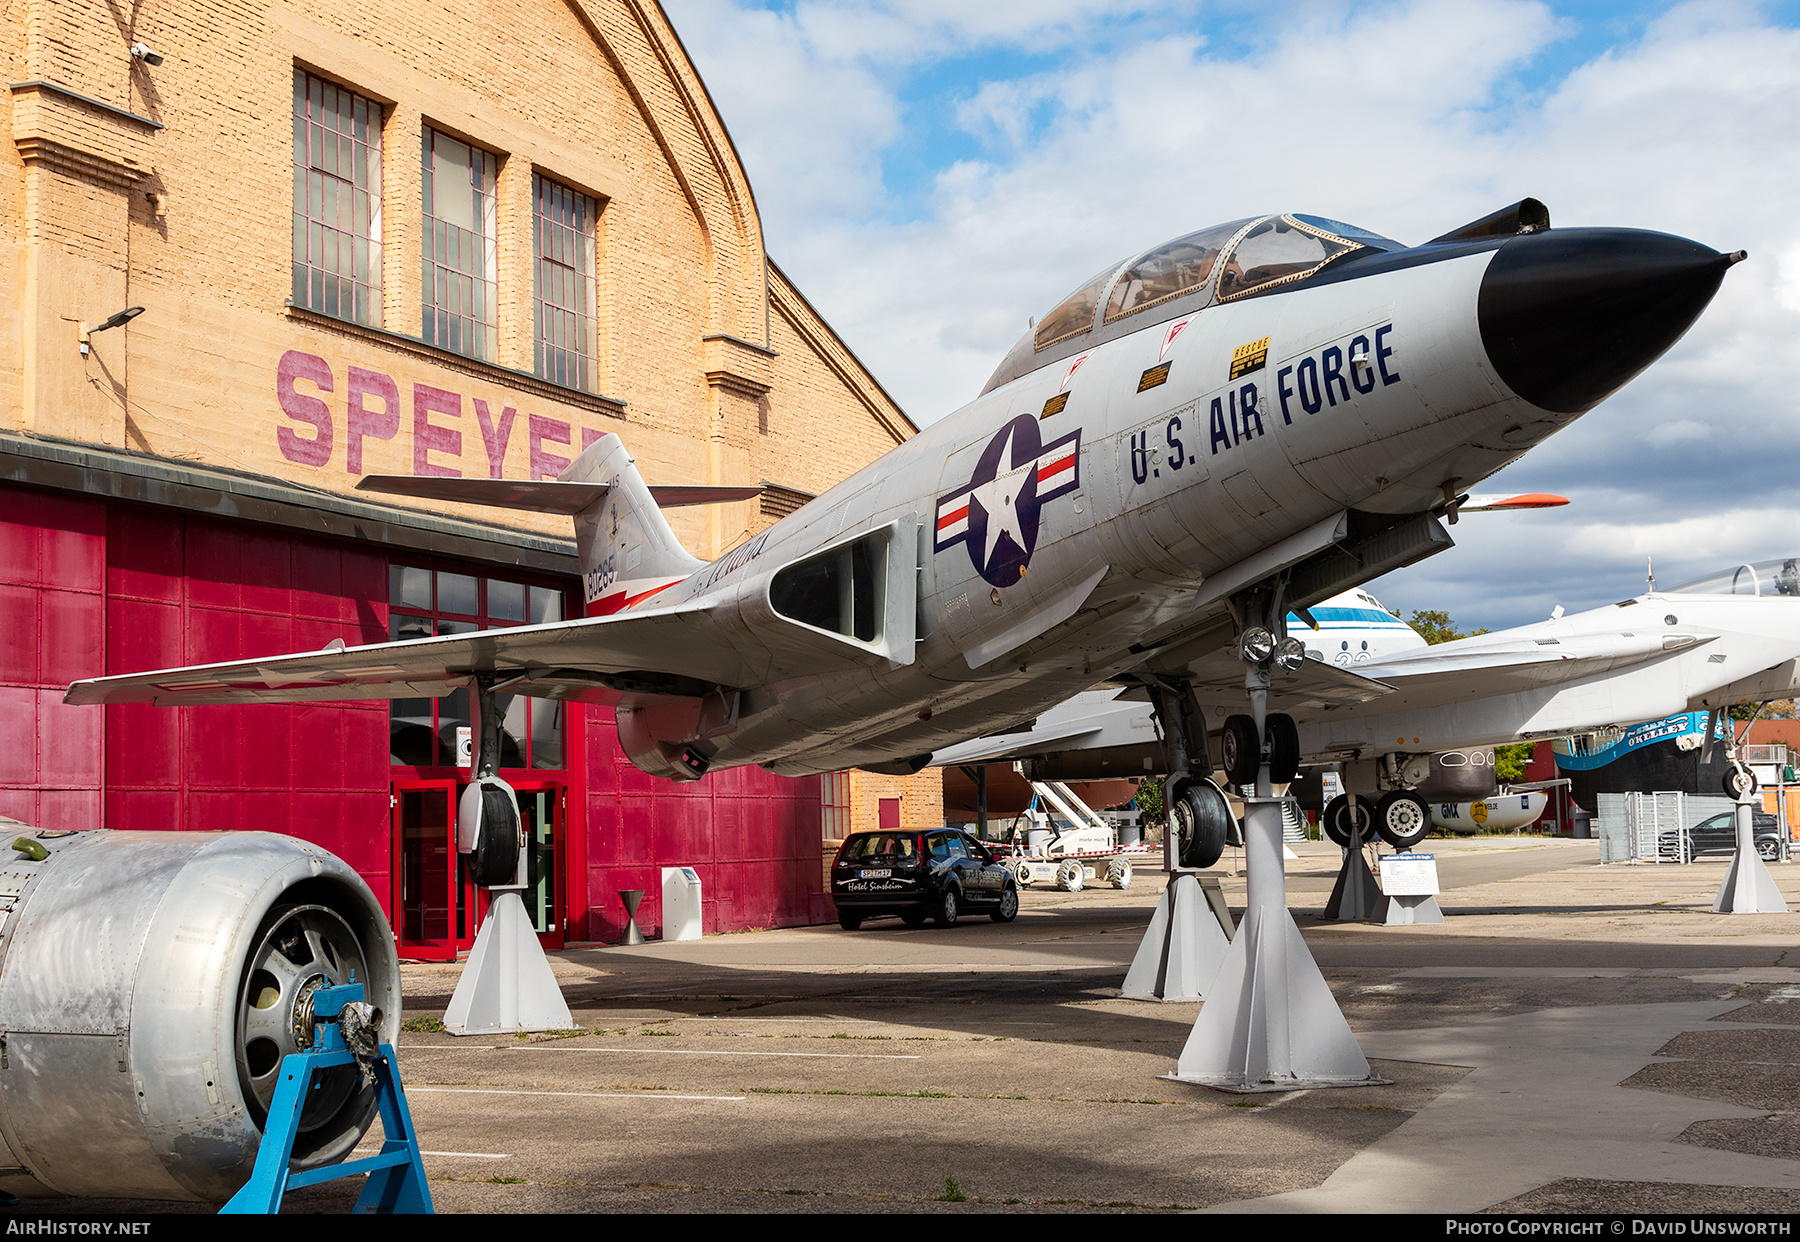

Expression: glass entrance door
xmin=393 ymin=780 xmax=565 ymax=955
xmin=393 ymin=781 xmax=459 ymax=961
xmin=513 ymin=783 xmax=565 ymax=950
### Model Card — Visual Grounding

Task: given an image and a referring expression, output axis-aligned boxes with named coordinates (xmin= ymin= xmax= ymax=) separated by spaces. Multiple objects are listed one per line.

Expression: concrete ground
xmin=41 ymin=835 xmax=1800 ymax=1214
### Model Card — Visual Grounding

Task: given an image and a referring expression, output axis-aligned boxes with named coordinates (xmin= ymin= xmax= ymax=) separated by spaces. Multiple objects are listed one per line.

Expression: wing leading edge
xmin=64 ymin=601 xmax=727 ymax=707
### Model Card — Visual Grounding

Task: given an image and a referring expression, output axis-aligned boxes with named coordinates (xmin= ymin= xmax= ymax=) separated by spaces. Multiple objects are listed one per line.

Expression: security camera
xmin=129 ymin=42 xmax=165 ymax=67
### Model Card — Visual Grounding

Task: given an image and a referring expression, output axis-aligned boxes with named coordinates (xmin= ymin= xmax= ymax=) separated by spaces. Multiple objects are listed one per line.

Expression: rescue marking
xmin=1229 ymin=335 xmax=1271 ymax=380
xmin=1159 ymin=316 xmax=1194 ymax=362
xmin=1040 ymin=392 xmax=1070 ymax=419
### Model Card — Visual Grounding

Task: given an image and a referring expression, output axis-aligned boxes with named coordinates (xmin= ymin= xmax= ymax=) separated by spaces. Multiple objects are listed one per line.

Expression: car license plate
xmin=859 ymin=868 xmax=891 ymax=879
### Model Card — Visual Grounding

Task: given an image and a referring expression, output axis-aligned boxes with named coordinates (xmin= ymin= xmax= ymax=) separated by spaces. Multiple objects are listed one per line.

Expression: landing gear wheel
xmin=1322 ymin=793 xmax=1378 ymax=848
xmin=837 ymin=911 xmax=863 ymax=930
xmin=991 ymin=885 xmax=1019 ymax=922
xmin=1056 ymin=859 xmax=1086 ymax=892
xmin=935 ymin=888 xmax=960 ymax=927
xmin=1106 ymin=856 xmax=1133 ymax=889
xmin=1171 ymin=779 xmax=1232 ymax=869
xmin=1724 ymin=766 xmax=1759 ymax=799
xmin=899 ymin=909 xmax=927 ymax=927
xmin=1266 ymin=713 xmax=1300 ymax=785
xmin=235 ymin=904 xmax=376 ymax=1163
xmin=1221 ymin=715 xmax=1260 ymax=786
xmin=1375 ymin=790 xmax=1431 ymax=850
xmin=466 ymin=781 xmax=521 ymax=887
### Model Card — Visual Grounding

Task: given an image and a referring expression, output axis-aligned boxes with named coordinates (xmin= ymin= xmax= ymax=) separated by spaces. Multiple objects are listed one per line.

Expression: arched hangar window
xmin=1215 ymin=215 xmax=1365 ymax=303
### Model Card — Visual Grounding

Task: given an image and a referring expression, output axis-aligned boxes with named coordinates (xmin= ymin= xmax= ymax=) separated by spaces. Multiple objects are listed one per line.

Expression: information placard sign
xmin=1379 ymin=852 xmax=1439 ymax=896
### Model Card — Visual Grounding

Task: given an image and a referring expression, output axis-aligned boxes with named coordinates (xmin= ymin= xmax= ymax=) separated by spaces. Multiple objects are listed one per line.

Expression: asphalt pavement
xmin=36 ymin=835 xmax=1800 ymax=1215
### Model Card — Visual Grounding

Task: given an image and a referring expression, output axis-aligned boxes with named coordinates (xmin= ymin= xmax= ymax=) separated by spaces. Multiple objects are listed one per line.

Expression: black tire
xmin=935 ymin=887 xmax=960 ymax=927
xmin=467 ymin=783 xmax=521 ymax=887
xmin=1723 ymin=767 xmax=1758 ymax=799
xmin=1266 ymin=714 xmax=1300 ymax=785
xmin=990 ymin=885 xmax=1019 ymax=923
xmin=899 ymin=909 xmax=927 ymax=927
xmin=1171 ymin=779 xmax=1232 ymax=869
xmin=1757 ymin=838 xmax=1780 ymax=862
xmin=1375 ymin=790 xmax=1431 ymax=849
xmin=837 ymin=911 xmax=863 ymax=930
xmin=1322 ymin=793 xmax=1378 ymax=847
xmin=1221 ymin=715 xmax=1260 ymax=786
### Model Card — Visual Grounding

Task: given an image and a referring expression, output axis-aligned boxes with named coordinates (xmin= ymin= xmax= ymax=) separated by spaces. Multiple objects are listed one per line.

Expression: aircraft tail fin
xmin=356 ymin=437 xmax=763 ymax=614
xmin=558 ymin=432 xmax=707 ymax=611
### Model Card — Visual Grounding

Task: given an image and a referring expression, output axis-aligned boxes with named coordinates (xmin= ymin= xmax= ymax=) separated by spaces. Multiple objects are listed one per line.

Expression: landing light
xmin=1274 ymin=637 xmax=1308 ymax=672
xmin=1238 ymin=627 xmax=1276 ymax=664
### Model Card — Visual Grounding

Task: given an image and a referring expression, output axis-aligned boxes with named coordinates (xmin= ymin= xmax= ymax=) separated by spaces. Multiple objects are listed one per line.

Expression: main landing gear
xmin=1322 ymin=789 xmax=1431 ymax=850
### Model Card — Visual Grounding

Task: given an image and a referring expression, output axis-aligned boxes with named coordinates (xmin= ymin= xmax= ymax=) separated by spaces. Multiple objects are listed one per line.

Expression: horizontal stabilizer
xmin=357 ymin=476 xmax=763 ymax=514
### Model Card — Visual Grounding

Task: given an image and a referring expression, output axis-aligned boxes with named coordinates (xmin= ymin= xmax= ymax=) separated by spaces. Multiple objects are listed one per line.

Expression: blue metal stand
xmin=221 ymin=984 xmax=433 ymax=1214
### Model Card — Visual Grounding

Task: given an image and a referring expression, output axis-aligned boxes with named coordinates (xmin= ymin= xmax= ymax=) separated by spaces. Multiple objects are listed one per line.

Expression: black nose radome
xmin=1478 ymin=228 xmax=1740 ymax=414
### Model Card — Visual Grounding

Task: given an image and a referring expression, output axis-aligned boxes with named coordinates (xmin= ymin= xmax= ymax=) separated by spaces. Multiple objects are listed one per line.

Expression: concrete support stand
xmin=444 ymin=888 xmax=574 ymax=1035
xmin=1375 ymin=893 xmax=1445 ymax=925
xmin=1123 ymin=873 xmax=1235 ymax=1002
xmin=1713 ymin=798 xmax=1789 ymax=914
xmin=1324 ymin=842 xmax=1381 ymax=921
xmin=1168 ymin=797 xmax=1379 ymax=1092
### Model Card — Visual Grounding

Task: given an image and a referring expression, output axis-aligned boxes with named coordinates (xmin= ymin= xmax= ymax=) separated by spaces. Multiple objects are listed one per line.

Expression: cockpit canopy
xmin=985 ymin=213 xmax=1404 ymax=394
xmin=1666 ymin=559 xmax=1800 ymax=597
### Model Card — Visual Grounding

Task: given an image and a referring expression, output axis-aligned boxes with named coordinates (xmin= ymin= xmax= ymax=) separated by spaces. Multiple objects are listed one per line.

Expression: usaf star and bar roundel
xmin=935 ymin=414 xmax=1082 ymax=589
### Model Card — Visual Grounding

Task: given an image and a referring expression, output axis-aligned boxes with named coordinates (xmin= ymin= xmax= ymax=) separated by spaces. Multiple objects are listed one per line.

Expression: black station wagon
xmin=831 ymin=829 xmax=1019 ymax=929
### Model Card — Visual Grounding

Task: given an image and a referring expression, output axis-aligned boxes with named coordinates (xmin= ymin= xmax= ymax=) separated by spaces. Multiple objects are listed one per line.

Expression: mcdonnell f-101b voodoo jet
xmin=70 ymin=199 xmax=1742 ymax=881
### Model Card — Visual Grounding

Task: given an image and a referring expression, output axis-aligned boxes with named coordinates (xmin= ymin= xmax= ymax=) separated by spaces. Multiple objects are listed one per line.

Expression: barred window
xmin=292 ymin=71 xmax=383 ymax=325
xmin=422 ymin=128 xmax=498 ymax=361
xmin=533 ymin=175 xmax=599 ymax=392
xmin=822 ymin=772 xmax=851 ymax=843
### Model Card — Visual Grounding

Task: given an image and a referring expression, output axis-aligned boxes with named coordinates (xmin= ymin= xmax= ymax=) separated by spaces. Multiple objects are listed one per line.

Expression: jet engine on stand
xmin=0 ymin=824 xmax=398 ymax=1203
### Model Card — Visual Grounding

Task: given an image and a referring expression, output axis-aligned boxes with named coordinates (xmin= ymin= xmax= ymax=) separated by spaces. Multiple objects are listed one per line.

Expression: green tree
xmin=1409 ymin=610 xmax=1490 ymax=646
xmin=1135 ymin=775 xmax=1164 ymax=821
xmin=1493 ymin=742 xmax=1535 ymax=783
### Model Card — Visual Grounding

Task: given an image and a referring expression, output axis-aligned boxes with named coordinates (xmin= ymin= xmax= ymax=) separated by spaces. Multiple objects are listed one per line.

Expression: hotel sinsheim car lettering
xmin=831 ymin=830 xmax=1019 ymax=929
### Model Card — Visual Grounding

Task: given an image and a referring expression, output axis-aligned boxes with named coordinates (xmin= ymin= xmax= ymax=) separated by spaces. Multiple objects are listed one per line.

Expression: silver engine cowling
xmin=0 ymin=826 xmax=399 ymax=1202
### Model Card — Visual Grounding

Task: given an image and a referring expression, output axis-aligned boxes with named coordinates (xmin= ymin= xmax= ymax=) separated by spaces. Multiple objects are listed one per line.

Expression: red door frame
xmin=390 ymin=779 xmax=461 ymax=962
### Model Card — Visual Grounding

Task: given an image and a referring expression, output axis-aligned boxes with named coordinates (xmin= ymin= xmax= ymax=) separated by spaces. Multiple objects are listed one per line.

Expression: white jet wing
xmin=66 ymin=599 xmax=828 ymax=707
xmin=1352 ymin=632 xmax=1711 ymax=703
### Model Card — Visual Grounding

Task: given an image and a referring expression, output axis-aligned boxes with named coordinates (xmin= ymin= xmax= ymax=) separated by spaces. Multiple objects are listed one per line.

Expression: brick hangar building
xmin=1 ymin=0 xmax=944 ymax=953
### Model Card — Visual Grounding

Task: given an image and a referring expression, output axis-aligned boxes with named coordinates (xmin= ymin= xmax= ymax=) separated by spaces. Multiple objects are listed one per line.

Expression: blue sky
xmin=666 ymin=1 xmax=1800 ymax=632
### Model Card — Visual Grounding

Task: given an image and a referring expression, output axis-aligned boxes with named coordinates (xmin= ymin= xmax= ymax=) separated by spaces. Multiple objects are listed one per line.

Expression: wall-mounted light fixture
xmin=79 ymin=306 xmax=145 ymax=356
xmin=129 ymin=41 xmax=166 ymax=67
